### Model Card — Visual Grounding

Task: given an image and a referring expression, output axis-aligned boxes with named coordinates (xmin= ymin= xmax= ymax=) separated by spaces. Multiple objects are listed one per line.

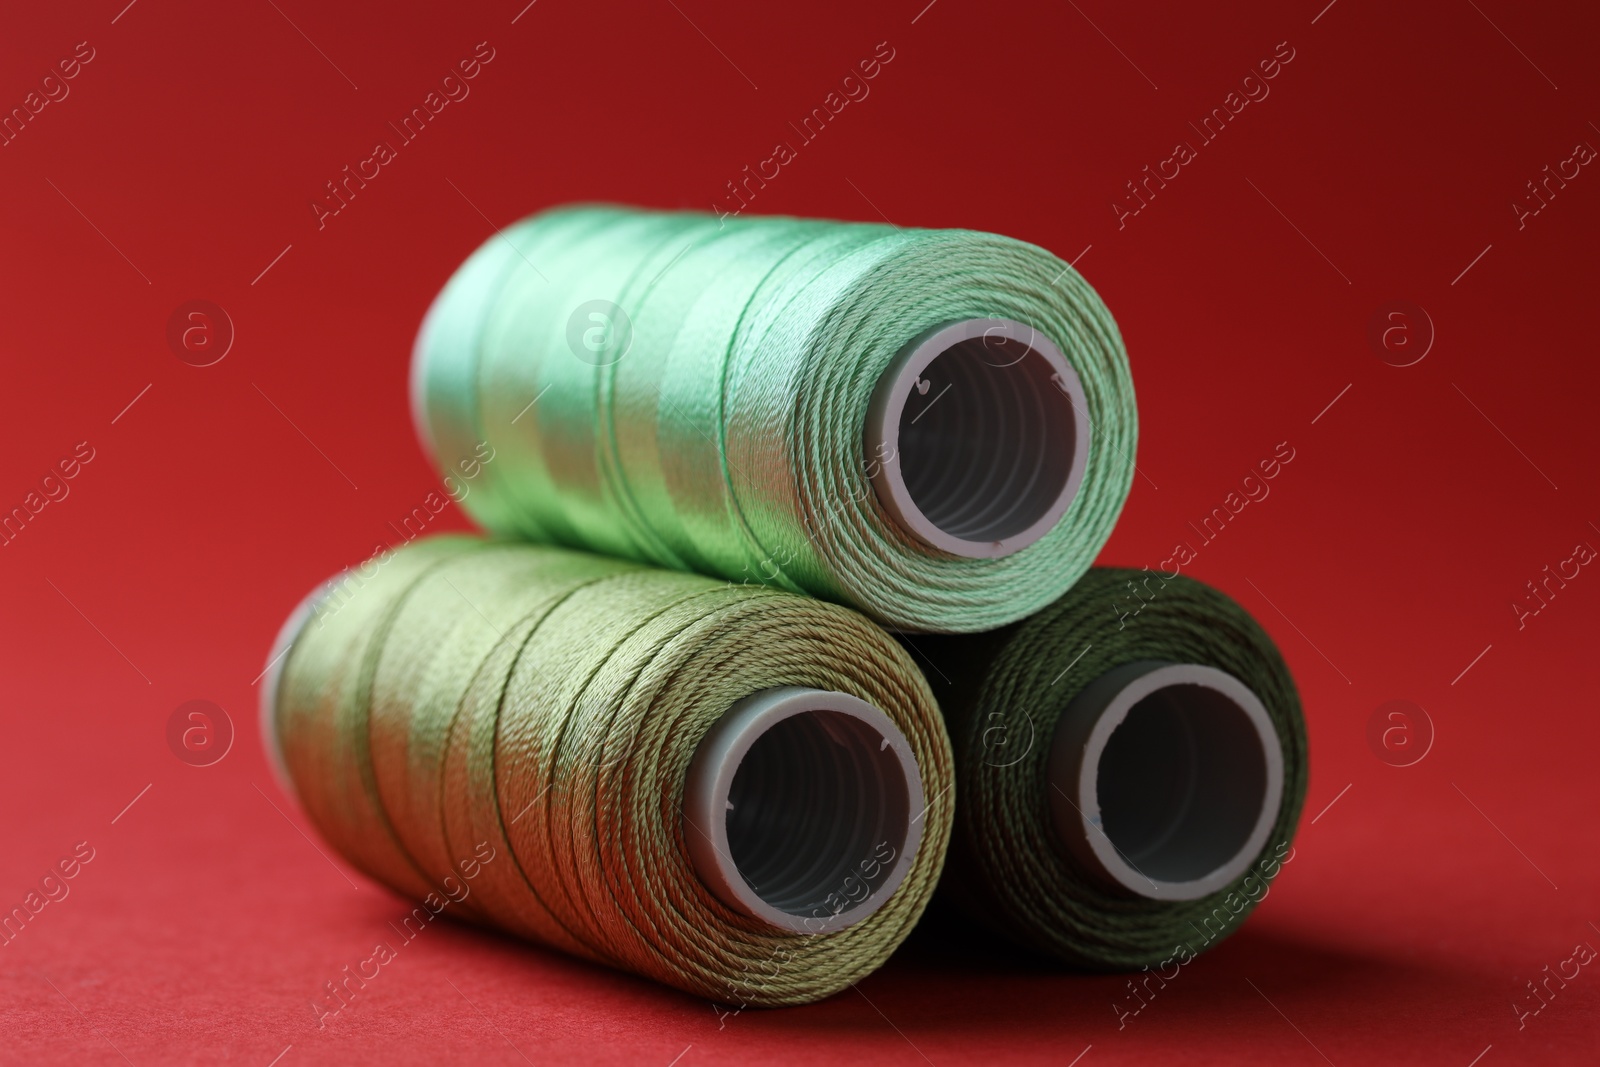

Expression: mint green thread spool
xmin=413 ymin=205 xmax=1136 ymax=633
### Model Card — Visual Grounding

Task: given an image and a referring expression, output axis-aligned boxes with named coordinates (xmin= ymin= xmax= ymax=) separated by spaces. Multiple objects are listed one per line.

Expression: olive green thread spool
xmin=262 ymin=536 xmax=955 ymax=1006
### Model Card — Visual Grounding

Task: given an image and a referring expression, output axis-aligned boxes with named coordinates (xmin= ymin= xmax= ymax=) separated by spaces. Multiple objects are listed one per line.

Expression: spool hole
xmin=682 ymin=688 xmax=921 ymax=932
xmin=1095 ymin=683 xmax=1268 ymax=884
xmin=866 ymin=319 xmax=1089 ymax=557
xmin=725 ymin=710 xmax=909 ymax=917
xmin=1048 ymin=661 xmax=1283 ymax=901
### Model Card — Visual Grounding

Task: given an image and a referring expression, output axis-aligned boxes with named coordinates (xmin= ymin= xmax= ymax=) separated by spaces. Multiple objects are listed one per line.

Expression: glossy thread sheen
xmin=267 ymin=535 xmax=954 ymax=1006
xmin=412 ymin=205 xmax=1135 ymax=633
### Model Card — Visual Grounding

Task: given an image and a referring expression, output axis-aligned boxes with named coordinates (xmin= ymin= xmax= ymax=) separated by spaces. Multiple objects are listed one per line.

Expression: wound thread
xmin=907 ymin=568 xmax=1307 ymax=969
xmin=265 ymin=535 xmax=954 ymax=1006
xmin=412 ymin=205 xmax=1135 ymax=633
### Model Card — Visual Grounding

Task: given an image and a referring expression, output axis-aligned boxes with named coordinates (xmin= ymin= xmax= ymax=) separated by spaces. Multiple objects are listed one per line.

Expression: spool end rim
xmin=1048 ymin=660 xmax=1284 ymax=902
xmin=864 ymin=318 xmax=1091 ymax=559
xmin=682 ymin=686 xmax=924 ymax=934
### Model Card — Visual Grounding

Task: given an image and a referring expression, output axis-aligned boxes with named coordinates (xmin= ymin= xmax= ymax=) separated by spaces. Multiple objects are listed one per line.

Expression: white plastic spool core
xmin=681 ymin=687 xmax=924 ymax=934
xmin=865 ymin=318 xmax=1090 ymax=558
xmin=1047 ymin=661 xmax=1283 ymax=901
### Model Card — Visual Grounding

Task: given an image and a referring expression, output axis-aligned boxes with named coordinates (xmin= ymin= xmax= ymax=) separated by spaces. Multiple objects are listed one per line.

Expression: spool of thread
xmin=260 ymin=535 xmax=955 ymax=1006
xmin=907 ymin=568 xmax=1307 ymax=968
xmin=412 ymin=205 xmax=1136 ymax=633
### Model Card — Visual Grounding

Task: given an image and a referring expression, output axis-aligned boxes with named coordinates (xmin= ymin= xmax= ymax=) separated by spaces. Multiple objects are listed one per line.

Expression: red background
xmin=2 ymin=0 xmax=1596 ymax=1063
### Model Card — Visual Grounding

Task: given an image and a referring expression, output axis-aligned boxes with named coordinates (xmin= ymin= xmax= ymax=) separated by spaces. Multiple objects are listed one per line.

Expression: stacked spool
xmin=409 ymin=205 xmax=1135 ymax=633
xmin=262 ymin=205 xmax=1308 ymax=1005
xmin=261 ymin=537 xmax=950 ymax=1005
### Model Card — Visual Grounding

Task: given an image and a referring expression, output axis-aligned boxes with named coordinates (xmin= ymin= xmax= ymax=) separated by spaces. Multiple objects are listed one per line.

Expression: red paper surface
xmin=1 ymin=1 xmax=1596 ymax=1063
